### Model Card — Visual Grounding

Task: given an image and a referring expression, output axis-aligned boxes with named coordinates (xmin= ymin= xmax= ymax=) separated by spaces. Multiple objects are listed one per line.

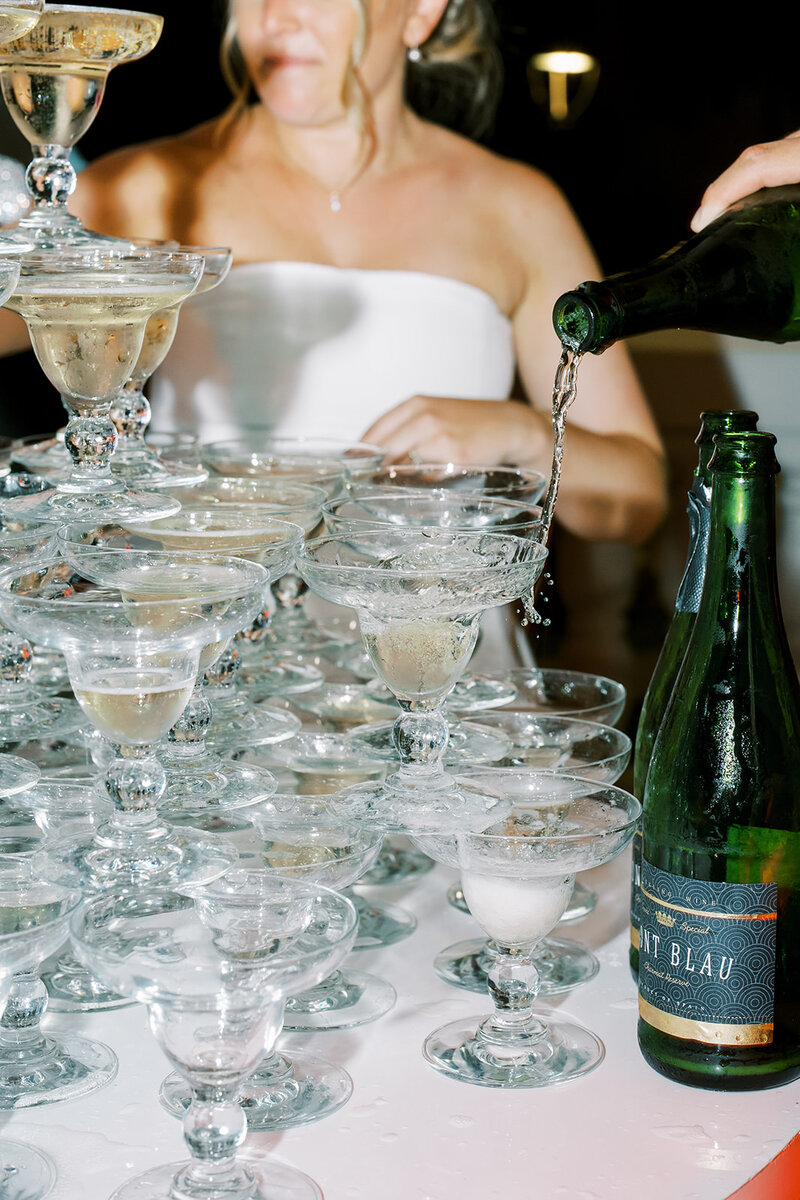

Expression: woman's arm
xmin=365 ymin=165 xmax=667 ymax=545
xmin=509 ymin=168 xmax=666 ymax=545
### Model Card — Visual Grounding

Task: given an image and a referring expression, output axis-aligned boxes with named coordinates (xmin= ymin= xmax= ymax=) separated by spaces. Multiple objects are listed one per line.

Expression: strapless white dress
xmin=150 ymin=261 xmax=516 ymax=440
xmin=151 ymin=260 xmax=532 ymax=669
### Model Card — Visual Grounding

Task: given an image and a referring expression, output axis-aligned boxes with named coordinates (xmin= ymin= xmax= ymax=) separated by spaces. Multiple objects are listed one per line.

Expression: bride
xmin=24 ymin=0 xmax=667 ymax=545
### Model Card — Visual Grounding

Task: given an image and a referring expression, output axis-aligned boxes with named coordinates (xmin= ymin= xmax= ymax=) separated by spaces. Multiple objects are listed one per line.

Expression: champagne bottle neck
xmin=552 ymin=187 xmax=800 ymax=353
xmin=699 ymin=472 xmax=783 ymax=633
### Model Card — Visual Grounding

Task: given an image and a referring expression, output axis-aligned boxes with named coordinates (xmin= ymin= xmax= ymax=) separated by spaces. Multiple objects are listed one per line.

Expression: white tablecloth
xmin=6 ymin=850 xmax=799 ymax=1200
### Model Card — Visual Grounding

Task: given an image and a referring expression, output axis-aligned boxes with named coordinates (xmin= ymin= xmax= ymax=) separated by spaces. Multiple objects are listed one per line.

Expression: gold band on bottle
xmin=640 ymin=884 xmax=777 ymax=923
xmin=638 ymin=996 xmax=773 ymax=1046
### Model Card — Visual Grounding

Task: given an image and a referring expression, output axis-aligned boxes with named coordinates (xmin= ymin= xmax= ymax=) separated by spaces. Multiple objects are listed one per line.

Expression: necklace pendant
xmin=329 ymin=191 xmax=342 ymax=213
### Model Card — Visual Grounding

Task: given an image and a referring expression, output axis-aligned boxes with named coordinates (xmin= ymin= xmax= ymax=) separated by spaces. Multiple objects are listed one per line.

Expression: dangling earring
xmin=407 ymin=45 xmax=422 ymax=63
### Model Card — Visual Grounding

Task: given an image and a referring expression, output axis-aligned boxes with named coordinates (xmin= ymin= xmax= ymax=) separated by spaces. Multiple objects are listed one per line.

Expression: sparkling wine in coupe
xmin=0 ymin=5 xmax=163 ymax=245
xmin=74 ymin=668 xmax=195 ymax=744
xmin=0 ymin=3 xmax=42 ymax=47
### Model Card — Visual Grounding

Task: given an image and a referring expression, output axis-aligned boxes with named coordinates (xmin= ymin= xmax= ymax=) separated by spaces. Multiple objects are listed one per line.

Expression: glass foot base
xmin=447 ymin=674 xmax=518 ymax=714
xmin=319 ymin=640 xmax=375 ymax=679
xmin=1 ymin=484 xmax=181 ymax=524
xmin=423 ymin=1013 xmax=605 ymax=1088
xmin=0 ymin=695 xmax=83 ymax=749
xmin=351 ymin=894 xmax=417 ymax=949
xmin=282 ymin=970 xmax=396 ymax=1032
xmin=360 ymin=838 xmax=434 ymax=885
xmin=261 ymin=618 xmax=340 ymax=656
xmin=25 ymin=652 xmax=70 ymax=694
xmin=365 ymin=674 xmax=518 ymax=717
xmin=348 ymin=720 xmax=510 ymax=767
xmin=56 ymin=829 xmax=238 ymax=891
xmin=0 ymin=1138 xmax=55 ymax=1199
xmin=205 ymin=702 xmax=301 ymax=752
xmin=239 ymin=659 xmax=324 ymax=701
xmin=159 ymin=756 xmax=277 ymax=817
xmin=0 ymin=1034 xmax=117 ymax=1108
xmin=159 ymin=1050 xmax=352 ymax=1132
xmin=110 ymin=455 xmax=207 ymax=490
xmin=434 ymin=936 xmax=599 ymax=996
xmin=0 ymin=754 xmax=40 ymax=799
xmin=42 ymin=958 xmax=132 ymax=1013
xmin=447 ymin=879 xmax=598 ymax=924
xmin=109 ymin=1158 xmax=322 ymax=1200
xmin=559 ymin=879 xmax=598 ymax=923
xmin=294 ymin=682 xmax=397 ymax=727
xmin=333 ymin=773 xmax=508 ymax=836
xmin=12 ymin=435 xmax=70 ymax=478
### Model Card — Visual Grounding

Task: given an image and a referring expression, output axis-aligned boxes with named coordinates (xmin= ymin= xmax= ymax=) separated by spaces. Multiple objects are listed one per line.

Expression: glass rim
xmin=300 ymin=528 xmax=548 ymax=579
xmin=324 ymin=490 xmax=543 ymax=517
xmin=201 ymin=437 xmax=385 ymax=469
xmin=11 ymin=249 xmax=204 ymax=275
xmin=70 ymin=878 xmax=360 ymax=985
xmin=478 ymin=711 xmax=631 ymax=746
xmin=347 ymin=462 xmax=548 ymax=483
xmin=179 ymin=476 xmax=328 ymax=504
xmin=86 ymin=509 xmax=304 ymax=542
xmin=0 ymin=549 xmax=269 ymax=612
xmin=480 ymin=667 xmax=627 ymax=709
xmin=5 ymin=4 xmax=163 ymax=17
xmin=450 ymin=771 xmax=640 ymax=844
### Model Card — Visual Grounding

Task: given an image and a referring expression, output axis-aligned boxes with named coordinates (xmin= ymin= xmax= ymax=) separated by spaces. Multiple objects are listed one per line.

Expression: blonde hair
xmin=218 ymin=0 xmax=501 ymax=143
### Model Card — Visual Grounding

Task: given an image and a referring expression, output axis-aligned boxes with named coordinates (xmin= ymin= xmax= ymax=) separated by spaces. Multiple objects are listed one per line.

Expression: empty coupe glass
xmin=0 ymin=853 xmax=80 ymax=1199
xmin=71 ymin=873 xmax=357 ymax=1200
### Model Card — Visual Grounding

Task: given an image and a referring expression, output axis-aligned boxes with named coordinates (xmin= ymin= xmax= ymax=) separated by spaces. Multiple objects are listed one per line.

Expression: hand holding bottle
xmin=692 ymin=130 xmax=800 ymax=230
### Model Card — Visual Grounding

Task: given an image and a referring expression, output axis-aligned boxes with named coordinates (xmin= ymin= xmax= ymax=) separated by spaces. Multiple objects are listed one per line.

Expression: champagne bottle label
xmin=638 ymin=860 xmax=777 ymax=1046
xmin=675 ymin=478 xmax=710 ymax=614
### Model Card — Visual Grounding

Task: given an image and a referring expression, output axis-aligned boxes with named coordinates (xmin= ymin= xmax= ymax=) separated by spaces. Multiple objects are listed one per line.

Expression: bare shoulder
xmin=421 ymin=125 xmax=573 ymax=222
xmin=69 ymin=118 xmax=224 ymax=239
xmin=420 ymin=124 xmax=590 ymax=262
xmin=415 ymin=124 xmax=595 ymax=308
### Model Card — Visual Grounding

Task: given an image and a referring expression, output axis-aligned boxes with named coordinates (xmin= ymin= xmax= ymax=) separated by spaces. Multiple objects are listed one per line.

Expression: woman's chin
xmin=257 ymin=84 xmax=343 ymax=130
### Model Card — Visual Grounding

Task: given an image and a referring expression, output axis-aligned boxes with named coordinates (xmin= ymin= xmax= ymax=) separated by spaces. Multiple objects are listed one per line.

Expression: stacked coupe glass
xmin=0 ymin=5 xmax=644 ymax=1197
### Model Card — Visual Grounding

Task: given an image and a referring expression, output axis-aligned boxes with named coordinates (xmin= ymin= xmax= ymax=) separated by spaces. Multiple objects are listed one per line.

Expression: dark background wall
xmin=2 ymin=0 xmax=798 ymax=435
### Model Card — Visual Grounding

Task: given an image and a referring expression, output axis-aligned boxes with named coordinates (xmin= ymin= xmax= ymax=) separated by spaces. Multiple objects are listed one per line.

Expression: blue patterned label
xmin=638 ymin=860 xmax=776 ymax=1046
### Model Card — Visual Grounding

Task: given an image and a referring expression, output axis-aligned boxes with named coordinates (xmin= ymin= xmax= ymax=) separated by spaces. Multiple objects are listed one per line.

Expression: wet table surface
xmin=5 ymin=848 xmax=799 ymax=1200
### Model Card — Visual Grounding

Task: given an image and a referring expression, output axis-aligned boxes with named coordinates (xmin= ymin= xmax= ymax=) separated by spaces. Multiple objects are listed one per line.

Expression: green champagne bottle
xmin=638 ymin=431 xmax=800 ymax=1091
xmin=552 ymin=185 xmax=800 ymax=353
xmin=629 ymin=410 xmax=759 ymax=978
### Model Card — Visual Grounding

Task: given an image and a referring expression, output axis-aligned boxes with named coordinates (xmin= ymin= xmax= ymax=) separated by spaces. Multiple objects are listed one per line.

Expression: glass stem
xmin=180 ymin=1089 xmax=252 ymax=1196
xmin=0 ymin=971 xmax=51 ymax=1061
xmin=61 ymin=412 xmax=120 ymax=493
xmin=165 ymin=680 xmax=214 ymax=767
xmin=477 ymin=943 xmax=548 ymax=1050
xmin=392 ymin=704 xmax=449 ymax=773
xmin=110 ymin=384 xmax=155 ymax=461
xmin=99 ymin=745 xmax=170 ymax=842
xmin=26 ymin=144 xmax=76 ymax=214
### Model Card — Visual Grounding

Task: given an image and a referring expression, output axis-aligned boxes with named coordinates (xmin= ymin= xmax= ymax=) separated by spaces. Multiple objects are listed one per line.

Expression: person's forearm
xmin=514 ymin=408 xmax=667 ymax=545
xmin=0 ymin=310 xmax=32 ymax=357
